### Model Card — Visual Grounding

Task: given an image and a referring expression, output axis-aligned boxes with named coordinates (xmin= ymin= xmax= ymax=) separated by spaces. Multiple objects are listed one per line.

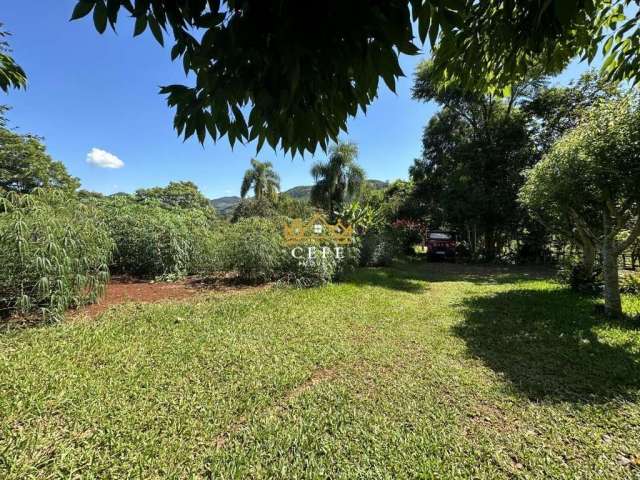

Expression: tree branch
xmin=568 ymin=207 xmax=599 ymax=243
xmin=616 ymin=209 xmax=640 ymax=254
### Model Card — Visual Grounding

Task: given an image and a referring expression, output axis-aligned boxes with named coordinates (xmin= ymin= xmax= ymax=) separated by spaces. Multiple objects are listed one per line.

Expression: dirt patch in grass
xmin=74 ymin=275 xmax=269 ymax=319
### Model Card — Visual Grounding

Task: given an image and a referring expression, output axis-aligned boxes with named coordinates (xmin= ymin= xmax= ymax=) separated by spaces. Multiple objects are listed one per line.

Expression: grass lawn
xmin=1 ymin=262 xmax=640 ymax=478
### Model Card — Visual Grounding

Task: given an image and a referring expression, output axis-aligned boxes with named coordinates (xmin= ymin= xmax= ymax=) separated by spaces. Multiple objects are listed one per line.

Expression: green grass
xmin=1 ymin=262 xmax=640 ymax=478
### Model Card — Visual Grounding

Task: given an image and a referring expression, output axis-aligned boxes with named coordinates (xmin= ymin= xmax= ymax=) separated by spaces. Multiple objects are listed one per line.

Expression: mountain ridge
xmin=210 ymin=179 xmax=388 ymax=214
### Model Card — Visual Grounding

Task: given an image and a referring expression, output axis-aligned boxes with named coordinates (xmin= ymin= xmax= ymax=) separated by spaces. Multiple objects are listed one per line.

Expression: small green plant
xmin=0 ymin=189 xmax=113 ymax=321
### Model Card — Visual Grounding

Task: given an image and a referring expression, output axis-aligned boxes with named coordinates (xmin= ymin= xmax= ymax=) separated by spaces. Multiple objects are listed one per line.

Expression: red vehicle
xmin=426 ymin=231 xmax=456 ymax=261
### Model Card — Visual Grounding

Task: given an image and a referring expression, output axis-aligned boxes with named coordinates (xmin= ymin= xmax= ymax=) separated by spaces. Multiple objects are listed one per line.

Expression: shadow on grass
xmin=342 ymin=267 xmax=427 ymax=293
xmin=343 ymin=261 xmax=554 ymax=293
xmin=405 ymin=260 xmax=555 ymax=285
xmin=453 ymin=288 xmax=640 ymax=403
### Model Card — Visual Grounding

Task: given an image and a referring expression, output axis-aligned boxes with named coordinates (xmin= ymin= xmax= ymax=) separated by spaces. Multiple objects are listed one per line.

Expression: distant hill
xmin=282 ymin=180 xmax=388 ymax=201
xmin=283 ymin=185 xmax=313 ymax=199
xmin=210 ymin=180 xmax=388 ymax=214
xmin=209 ymin=196 xmax=241 ymax=215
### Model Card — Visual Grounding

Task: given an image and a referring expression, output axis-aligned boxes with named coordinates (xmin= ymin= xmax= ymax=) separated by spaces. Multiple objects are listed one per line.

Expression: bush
xmin=557 ymin=260 xmax=602 ymax=294
xmin=389 ymin=219 xmax=426 ymax=255
xmin=220 ymin=217 xmax=286 ymax=282
xmin=280 ymin=243 xmax=338 ymax=287
xmin=231 ymin=198 xmax=279 ymax=222
xmin=359 ymin=231 xmax=396 ymax=267
xmin=0 ymin=189 xmax=113 ymax=321
xmin=97 ymin=197 xmax=220 ymax=279
xmin=219 ymin=216 xmax=360 ymax=286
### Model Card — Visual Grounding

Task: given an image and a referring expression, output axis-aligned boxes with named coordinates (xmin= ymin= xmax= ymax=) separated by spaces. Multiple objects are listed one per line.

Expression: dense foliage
xmin=0 ymin=189 xmax=113 ymax=321
xmin=310 ymin=142 xmax=365 ymax=216
xmin=95 ymin=195 xmax=219 ymax=279
xmin=409 ymin=62 xmax=539 ymax=260
xmin=70 ymin=1 xmax=466 ymax=154
xmin=0 ymin=112 xmax=80 ymax=193
xmin=134 ymin=181 xmax=213 ymax=211
xmin=0 ymin=24 xmax=26 ymax=92
xmin=219 ymin=217 xmax=286 ymax=283
xmin=519 ymin=94 xmax=640 ymax=317
xmin=430 ymin=1 xmax=640 ymax=92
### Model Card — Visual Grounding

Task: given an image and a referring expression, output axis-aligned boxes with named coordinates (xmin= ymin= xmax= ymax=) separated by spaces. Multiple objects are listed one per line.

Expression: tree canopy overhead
xmin=0 ymin=24 xmax=27 ymax=92
xmin=70 ymin=0 xmax=465 ymax=155
xmin=429 ymin=0 xmax=640 ymax=93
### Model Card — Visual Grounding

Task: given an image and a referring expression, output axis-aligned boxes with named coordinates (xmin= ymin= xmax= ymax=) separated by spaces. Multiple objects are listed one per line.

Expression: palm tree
xmin=310 ymin=141 xmax=365 ymax=215
xmin=240 ymin=159 xmax=280 ymax=201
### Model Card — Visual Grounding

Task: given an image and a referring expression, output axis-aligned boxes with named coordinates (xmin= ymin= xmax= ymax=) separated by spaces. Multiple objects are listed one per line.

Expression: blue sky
xmin=3 ymin=2 xmax=597 ymax=199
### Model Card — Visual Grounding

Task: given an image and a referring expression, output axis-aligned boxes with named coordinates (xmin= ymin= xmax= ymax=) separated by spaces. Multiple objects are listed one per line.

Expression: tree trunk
xmin=582 ymin=240 xmax=596 ymax=278
xmin=601 ymin=236 xmax=622 ymax=318
xmin=484 ymin=227 xmax=496 ymax=260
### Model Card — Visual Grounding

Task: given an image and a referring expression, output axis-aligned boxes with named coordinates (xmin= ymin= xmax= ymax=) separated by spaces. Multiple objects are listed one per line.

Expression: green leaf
xmin=133 ymin=15 xmax=147 ymax=36
xmin=147 ymin=15 xmax=164 ymax=46
xmin=70 ymin=0 xmax=95 ymax=21
xmin=93 ymin=1 xmax=108 ymax=33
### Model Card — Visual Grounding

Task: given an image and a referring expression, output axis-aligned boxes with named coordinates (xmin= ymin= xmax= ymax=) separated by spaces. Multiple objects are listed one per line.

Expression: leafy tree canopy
xmin=310 ymin=141 xmax=366 ymax=215
xmin=240 ymin=159 xmax=280 ymax=202
xmin=70 ymin=0 xmax=466 ymax=155
xmin=410 ymin=64 xmax=538 ymax=258
xmin=0 ymin=24 xmax=26 ymax=92
xmin=522 ymin=71 xmax=622 ymax=154
xmin=429 ymin=0 xmax=640 ymax=93
xmin=519 ymin=93 xmax=640 ymax=316
xmin=0 ymin=111 xmax=80 ymax=193
xmin=135 ymin=180 xmax=212 ymax=210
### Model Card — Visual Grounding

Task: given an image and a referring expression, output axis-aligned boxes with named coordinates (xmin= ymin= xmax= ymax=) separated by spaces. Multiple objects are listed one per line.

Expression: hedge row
xmin=1 ymin=190 xmax=397 ymax=321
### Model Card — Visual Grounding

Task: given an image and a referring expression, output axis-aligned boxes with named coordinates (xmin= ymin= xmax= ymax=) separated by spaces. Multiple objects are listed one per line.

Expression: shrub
xmin=557 ymin=260 xmax=602 ymax=294
xmin=359 ymin=231 xmax=396 ymax=267
xmin=231 ymin=198 xmax=278 ymax=222
xmin=97 ymin=197 xmax=220 ymax=279
xmin=0 ymin=189 xmax=113 ymax=321
xmin=389 ymin=219 xmax=426 ymax=255
xmin=280 ymin=243 xmax=338 ymax=287
xmin=220 ymin=217 xmax=286 ymax=282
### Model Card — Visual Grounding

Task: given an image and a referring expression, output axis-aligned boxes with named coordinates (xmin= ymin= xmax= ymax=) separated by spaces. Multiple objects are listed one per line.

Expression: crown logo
xmin=284 ymin=213 xmax=354 ymax=245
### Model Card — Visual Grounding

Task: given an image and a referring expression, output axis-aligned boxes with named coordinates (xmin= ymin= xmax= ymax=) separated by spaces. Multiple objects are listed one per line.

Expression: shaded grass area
xmin=1 ymin=262 xmax=639 ymax=478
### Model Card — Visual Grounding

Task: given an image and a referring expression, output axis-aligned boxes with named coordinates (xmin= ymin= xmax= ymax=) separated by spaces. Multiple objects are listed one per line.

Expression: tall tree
xmin=523 ymin=71 xmax=620 ymax=155
xmin=518 ymin=72 xmax=622 ymax=273
xmin=0 ymin=112 xmax=80 ymax=193
xmin=70 ymin=1 xmax=467 ymax=155
xmin=0 ymin=24 xmax=26 ymax=92
xmin=409 ymin=62 xmax=538 ymax=259
xmin=310 ymin=142 xmax=365 ymax=215
xmin=240 ymin=159 xmax=280 ymax=202
xmin=519 ymin=94 xmax=640 ymax=318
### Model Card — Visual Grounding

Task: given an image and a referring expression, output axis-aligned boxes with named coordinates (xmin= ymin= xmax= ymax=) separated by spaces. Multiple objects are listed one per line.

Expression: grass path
xmin=1 ymin=263 xmax=639 ymax=478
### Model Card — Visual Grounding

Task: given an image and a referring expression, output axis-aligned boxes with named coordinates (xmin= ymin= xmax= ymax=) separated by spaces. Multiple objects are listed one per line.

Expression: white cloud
xmin=86 ymin=148 xmax=124 ymax=169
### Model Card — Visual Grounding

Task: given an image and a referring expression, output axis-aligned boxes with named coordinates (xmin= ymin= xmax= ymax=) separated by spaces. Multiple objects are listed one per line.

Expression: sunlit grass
xmin=1 ymin=263 xmax=639 ymax=478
